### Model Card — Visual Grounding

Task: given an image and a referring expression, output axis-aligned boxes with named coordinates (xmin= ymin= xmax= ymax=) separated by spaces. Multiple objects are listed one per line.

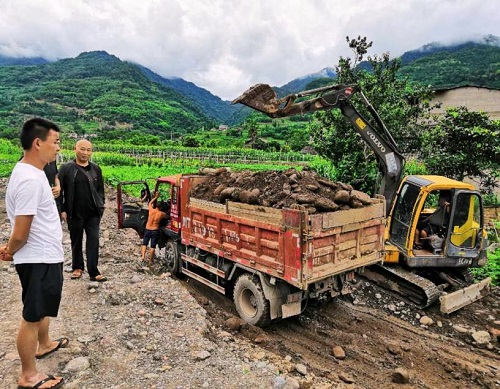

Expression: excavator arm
xmin=232 ymin=83 xmax=405 ymax=209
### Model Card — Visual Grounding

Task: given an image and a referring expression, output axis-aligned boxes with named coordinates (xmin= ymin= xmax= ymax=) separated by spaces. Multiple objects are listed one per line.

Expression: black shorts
xmin=142 ymin=229 xmax=160 ymax=248
xmin=16 ymin=263 xmax=64 ymax=322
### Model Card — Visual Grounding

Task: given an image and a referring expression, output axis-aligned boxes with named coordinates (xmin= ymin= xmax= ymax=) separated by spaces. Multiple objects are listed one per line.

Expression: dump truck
xmin=117 ymin=174 xmax=385 ymax=326
xmin=232 ymin=83 xmax=491 ymax=313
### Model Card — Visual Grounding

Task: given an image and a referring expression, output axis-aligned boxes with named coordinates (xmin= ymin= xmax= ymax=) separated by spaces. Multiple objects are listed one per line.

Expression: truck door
xmin=117 ymin=181 xmax=151 ymax=238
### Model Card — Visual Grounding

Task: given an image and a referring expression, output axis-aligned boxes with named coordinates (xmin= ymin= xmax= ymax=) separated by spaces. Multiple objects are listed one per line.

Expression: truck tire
xmin=163 ymin=240 xmax=180 ymax=275
xmin=233 ymin=273 xmax=271 ymax=327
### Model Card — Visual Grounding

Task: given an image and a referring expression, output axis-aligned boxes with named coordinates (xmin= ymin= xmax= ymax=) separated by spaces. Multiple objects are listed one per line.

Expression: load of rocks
xmin=191 ymin=167 xmax=375 ymax=214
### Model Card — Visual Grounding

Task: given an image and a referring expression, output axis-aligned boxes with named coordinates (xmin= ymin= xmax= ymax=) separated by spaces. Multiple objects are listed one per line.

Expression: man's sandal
xmin=90 ymin=274 xmax=108 ymax=282
xmin=71 ymin=269 xmax=83 ymax=279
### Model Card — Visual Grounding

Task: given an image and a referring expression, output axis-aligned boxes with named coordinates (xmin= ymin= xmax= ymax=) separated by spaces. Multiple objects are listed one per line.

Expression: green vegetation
xmin=400 ymin=44 xmax=500 ymax=89
xmin=0 ymin=51 xmax=211 ymax=142
xmin=473 ymin=220 xmax=500 ymax=285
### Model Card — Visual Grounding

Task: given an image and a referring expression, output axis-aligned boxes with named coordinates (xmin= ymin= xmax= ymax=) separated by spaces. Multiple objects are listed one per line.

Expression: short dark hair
xmin=20 ymin=118 xmax=60 ymax=150
xmin=439 ymin=190 xmax=452 ymax=202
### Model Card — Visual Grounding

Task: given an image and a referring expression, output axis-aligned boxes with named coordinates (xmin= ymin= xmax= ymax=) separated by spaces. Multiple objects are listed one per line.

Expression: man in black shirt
xmin=43 ymin=160 xmax=62 ymax=216
xmin=59 ymin=139 xmax=107 ymax=282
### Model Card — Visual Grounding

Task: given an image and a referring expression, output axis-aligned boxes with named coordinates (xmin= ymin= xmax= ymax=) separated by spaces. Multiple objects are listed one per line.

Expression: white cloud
xmin=0 ymin=0 xmax=498 ymax=99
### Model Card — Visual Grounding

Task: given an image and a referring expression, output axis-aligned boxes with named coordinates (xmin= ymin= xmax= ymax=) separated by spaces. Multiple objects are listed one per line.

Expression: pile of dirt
xmin=191 ymin=167 xmax=375 ymax=214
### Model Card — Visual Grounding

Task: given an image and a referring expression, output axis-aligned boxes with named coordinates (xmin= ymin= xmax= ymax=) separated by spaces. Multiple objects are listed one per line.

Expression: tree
xmin=245 ymin=117 xmax=259 ymax=144
xmin=420 ymin=107 xmax=500 ymax=193
xmin=182 ymin=135 xmax=200 ymax=148
xmin=309 ymin=36 xmax=435 ymax=193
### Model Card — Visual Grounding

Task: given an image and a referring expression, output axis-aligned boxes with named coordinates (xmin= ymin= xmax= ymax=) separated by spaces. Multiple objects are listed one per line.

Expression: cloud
xmin=0 ymin=0 xmax=498 ymax=100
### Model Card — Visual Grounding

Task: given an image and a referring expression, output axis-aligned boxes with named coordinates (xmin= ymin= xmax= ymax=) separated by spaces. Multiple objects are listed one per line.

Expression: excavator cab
xmin=387 ymin=175 xmax=487 ymax=267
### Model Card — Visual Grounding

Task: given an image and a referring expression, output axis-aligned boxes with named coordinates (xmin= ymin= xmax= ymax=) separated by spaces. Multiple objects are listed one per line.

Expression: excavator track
xmin=362 ymin=264 xmax=441 ymax=309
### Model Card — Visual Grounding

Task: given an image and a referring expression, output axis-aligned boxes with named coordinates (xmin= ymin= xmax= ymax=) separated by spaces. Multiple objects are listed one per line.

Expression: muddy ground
xmin=0 ymin=176 xmax=499 ymax=389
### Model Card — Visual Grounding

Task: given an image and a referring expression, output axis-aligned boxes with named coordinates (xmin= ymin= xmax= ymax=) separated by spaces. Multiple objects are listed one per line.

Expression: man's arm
xmin=58 ymin=164 xmax=68 ymax=222
xmin=96 ymin=164 xmax=105 ymax=204
xmin=52 ymin=174 xmax=61 ymax=199
xmin=0 ymin=215 xmax=33 ymax=260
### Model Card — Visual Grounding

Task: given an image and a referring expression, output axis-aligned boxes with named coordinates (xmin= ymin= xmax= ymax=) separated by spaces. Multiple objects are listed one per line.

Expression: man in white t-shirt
xmin=0 ymin=118 xmax=67 ymax=389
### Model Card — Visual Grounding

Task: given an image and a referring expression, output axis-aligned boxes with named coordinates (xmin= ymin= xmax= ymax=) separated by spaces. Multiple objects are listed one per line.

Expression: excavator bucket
xmin=231 ymin=84 xmax=282 ymax=115
xmin=439 ymin=277 xmax=491 ymax=314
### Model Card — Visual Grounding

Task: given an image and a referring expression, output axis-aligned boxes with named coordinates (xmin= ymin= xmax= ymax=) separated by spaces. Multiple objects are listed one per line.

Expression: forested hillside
xmin=0 ymin=37 xmax=499 ymax=145
xmin=399 ymin=42 xmax=500 ymax=89
xmin=139 ymin=66 xmax=247 ymax=125
xmin=0 ymin=51 xmax=212 ymax=141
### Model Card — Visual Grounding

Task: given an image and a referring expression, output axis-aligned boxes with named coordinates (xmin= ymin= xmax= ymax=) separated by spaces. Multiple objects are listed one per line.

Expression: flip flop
xmin=71 ymin=269 xmax=83 ymax=279
xmin=35 ymin=337 xmax=69 ymax=359
xmin=18 ymin=375 xmax=64 ymax=389
xmin=90 ymin=275 xmax=108 ymax=282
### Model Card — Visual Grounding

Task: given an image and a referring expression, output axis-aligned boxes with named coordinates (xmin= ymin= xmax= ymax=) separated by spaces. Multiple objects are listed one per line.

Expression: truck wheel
xmin=233 ymin=274 xmax=271 ymax=327
xmin=163 ymin=240 xmax=180 ymax=275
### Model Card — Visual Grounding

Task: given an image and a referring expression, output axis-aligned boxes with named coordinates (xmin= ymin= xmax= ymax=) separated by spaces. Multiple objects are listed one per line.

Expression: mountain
xmin=0 ymin=51 xmax=215 ymax=140
xmin=399 ymin=34 xmax=500 ymax=65
xmin=138 ymin=66 xmax=246 ymax=125
xmin=0 ymin=54 xmax=48 ymax=66
xmin=276 ymin=35 xmax=500 ymax=93
xmin=275 ymin=67 xmax=336 ymax=95
xmin=398 ymin=36 xmax=500 ymax=89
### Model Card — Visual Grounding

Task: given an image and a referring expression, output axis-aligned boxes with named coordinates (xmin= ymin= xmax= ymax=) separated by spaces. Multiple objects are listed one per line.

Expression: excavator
xmin=232 ymin=83 xmax=491 ymax=313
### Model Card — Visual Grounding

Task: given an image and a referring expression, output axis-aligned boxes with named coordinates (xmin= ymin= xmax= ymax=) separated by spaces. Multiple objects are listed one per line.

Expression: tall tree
xmin=420 ymin=107 xmax=500 ymax=193
xmin=309 ymin=36 xmax=435 ymax=193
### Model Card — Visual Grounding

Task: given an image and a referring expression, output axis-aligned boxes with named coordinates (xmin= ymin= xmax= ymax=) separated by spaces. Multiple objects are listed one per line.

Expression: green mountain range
xmin=0 ymin=36 xmax=499 ymax=142
xmin=0 ymin=51 xmax=227 ymax=141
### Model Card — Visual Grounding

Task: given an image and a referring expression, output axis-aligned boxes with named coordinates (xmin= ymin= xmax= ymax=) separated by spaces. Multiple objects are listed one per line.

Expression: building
xmin=430 ymin=85 xmax=500 ymax=120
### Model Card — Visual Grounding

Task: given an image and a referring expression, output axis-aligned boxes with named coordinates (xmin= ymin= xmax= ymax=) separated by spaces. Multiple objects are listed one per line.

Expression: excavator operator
xmin=414 ymin=190 xmax=452 ymax=250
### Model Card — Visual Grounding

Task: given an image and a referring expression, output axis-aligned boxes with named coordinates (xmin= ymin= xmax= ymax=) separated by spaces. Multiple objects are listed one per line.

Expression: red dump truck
xmin=118 ymin=173 xmax=385 ymax=326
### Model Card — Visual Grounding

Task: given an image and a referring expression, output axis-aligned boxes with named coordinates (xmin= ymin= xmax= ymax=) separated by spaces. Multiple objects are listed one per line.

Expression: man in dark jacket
xmin=59 ymin=139 xmax=107 ymax=282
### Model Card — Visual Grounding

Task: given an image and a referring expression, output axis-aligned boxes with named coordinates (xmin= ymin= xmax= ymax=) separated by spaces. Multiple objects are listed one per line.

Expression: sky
xmin=0 ymin=0 xmax=499 ymax=100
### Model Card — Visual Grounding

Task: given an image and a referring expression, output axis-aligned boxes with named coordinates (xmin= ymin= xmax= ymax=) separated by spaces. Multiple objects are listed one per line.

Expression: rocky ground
xmin=1 ymin=177 xmax=499 ymax=389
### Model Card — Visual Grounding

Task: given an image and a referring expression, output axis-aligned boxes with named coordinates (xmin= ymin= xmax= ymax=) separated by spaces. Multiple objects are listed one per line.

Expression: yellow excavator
xmin=232 ymin=83 xmax=491 ymax=313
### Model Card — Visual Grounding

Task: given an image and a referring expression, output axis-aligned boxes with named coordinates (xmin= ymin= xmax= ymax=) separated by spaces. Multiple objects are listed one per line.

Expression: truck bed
xmin=181 ymin=193 xmax=385 ymax=290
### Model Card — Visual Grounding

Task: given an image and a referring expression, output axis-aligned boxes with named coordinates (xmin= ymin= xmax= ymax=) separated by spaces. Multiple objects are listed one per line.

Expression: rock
xmin=387 ymin=344 xmax=401 ymax=355
xmin=225 ymin=317 xmax=244 ymax=331
xmin=130 ymin=274 xmax=142 ymax=283
xmin=285 ymin=377 xmax=300 ymax=389
xmin=453 ymin=325 xmax=469 ymax=333
xmin=338 ymin=371 xmax=355 ymax=383
xmin=273 ymin=376 xmax=287 ymax=388
xmin=194 ymin=350 xmax=211 ymax=361
xmin=351 ymin=189 xmax=373 ymax=205
xmin=333 ymin=190 xmax=350 ymax=204
xmin=253 ymin=351 xmax=266 ymax=360
xmin=331 ymin=345 xmax=346 ymax=360
xmin=64 ymin=356 xmax=91 ymax=373
xmin=392 ymin=367 xmax=410 ymax=384
xmin=313 ymin=197 xmax=339 ymax=212
xmin=488 ymin=327 xmax=500 ymax=341
xmin=471 ymin=331 xmax=491 ymax=345
xmin=295 ymin=363 xmax=307 ymax=375
xmin=419 ymin=316 xmax=434 ymax=326
xmin=400 ymin=343 xmax=412 ymax=352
